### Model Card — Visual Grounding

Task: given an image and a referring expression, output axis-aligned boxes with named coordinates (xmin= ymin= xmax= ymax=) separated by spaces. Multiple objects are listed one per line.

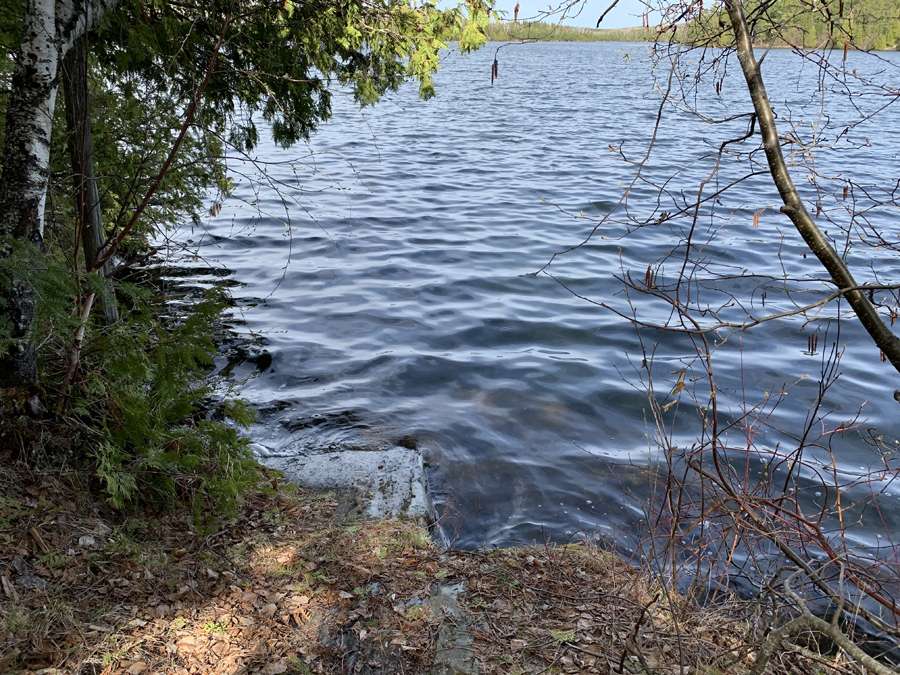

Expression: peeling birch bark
xmin=0 ymin=0 xmax=121 ymax=388
xmin=0 ymin=0 xmax=59 ymax=243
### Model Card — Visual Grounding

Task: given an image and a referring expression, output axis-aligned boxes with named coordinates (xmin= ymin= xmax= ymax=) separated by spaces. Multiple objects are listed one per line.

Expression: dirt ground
xmin=0 ymin=459 xmax=861 ymax=675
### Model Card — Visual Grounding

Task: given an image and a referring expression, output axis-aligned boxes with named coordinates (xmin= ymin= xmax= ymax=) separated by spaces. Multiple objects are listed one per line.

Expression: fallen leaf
xmin=262 ymin=659 xmax=288 ymax=674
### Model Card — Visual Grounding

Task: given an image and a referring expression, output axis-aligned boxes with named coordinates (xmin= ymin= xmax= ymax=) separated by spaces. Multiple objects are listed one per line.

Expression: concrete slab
xmin=253 ymin=444 xmax=435 ymax=524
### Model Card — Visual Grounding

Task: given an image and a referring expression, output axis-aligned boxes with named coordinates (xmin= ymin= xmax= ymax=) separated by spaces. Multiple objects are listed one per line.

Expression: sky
xmin=489 ymin=0 xmax=650 ymax=29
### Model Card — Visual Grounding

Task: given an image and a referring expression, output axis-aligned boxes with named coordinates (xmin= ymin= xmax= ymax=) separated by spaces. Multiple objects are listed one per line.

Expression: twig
xmin=749 ymin=570 xmax=898 ymax=675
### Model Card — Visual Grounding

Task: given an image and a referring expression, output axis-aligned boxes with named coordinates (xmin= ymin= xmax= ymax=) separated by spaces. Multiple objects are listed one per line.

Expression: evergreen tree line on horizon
xmin=485 ymin=0 xmax=899 ymax=50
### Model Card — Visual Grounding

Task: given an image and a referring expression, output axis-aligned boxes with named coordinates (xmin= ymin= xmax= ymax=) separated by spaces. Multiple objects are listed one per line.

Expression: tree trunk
xmin=0 ymin=0 xmax=59 ymax=388
xmin=0 ymin=0 xmax=60 ymax=244
xmin=0 ymin=0 xmax=121 ymax=389
xmin=62 ymin=38 xmax=119 ymax=325
xmin=723 ymin=0 xmax=900 ymax=375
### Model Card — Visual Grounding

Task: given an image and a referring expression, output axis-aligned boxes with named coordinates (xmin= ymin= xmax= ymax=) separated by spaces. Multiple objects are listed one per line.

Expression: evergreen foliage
xmin=78 ymin=287 xmax=258 ymax=512
xmin=0 ymin=237 xmax=257 ymax=516
xmin=485 ymin=0 xmax=900 ymax=50
xmin=483 ymin=0 xmax=899 ymax=50
xmin=0 ymin=0 xmax=490 ymax=518
xmin=94 ymin=0 xmax=490 ymax=150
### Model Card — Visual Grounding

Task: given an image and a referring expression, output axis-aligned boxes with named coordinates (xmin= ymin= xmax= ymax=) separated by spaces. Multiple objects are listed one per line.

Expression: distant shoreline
xmin=483 ymin=39 xmax=898 ymax=51
xmin=483 ymin=21 xmax=899 ymax=51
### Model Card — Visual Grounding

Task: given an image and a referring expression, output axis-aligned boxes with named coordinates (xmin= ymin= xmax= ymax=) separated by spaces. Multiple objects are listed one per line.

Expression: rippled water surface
xmin=186 ymin=43 xmax=900 ymax=549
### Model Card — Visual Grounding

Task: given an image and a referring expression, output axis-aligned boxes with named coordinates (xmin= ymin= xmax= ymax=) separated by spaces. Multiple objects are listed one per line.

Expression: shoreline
xmin=483 ymin=38 xmax=899 ymax=51
xmin=0 ymin=461 xmax=740 ymax=675
xmin=1 ymin=454 xmax=892 ymax=674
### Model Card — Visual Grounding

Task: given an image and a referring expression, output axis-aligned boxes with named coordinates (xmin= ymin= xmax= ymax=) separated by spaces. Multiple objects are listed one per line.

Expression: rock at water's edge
xmin=261 ymin=446 xmax=434 ymax=524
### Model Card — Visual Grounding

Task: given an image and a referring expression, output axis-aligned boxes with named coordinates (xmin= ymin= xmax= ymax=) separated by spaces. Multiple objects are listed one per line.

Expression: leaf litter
xmin=0 ymin=459 xmax=866 ymax=674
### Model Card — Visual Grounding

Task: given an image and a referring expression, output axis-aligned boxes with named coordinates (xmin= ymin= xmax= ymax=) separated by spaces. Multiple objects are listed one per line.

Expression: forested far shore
xmin=683 ymin=0 xmax=899 ymax=50
xmin=483 ymin=22 xmax=654 ymax=42
xmin=486 ymin=0 xmax=899 ymax=49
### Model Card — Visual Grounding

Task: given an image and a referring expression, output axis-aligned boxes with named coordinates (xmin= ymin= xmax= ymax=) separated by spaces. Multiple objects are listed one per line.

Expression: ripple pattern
xmin=187 ymin=43 xmax=900 ymax=549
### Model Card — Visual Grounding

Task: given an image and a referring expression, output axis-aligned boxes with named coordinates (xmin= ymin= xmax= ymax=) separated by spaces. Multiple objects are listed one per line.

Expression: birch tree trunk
xmin=0 ymin=0 xmax=59 ymax=387
xmin=0 ymin=0 xmax=121 ymax=389
xmin=0 ymin=0 xmax=60 ymax=244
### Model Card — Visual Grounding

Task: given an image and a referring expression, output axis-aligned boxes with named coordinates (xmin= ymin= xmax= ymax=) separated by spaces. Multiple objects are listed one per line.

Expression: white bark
xmin=0 ymin=0 xmax=58 ymax=241
xmin=0 ymin=0 xmax=121 ymax=242
xmin=0 ymin=0 xmax=121 ymax=387
xmin=57 ymin=0 xmax=123 ymax=57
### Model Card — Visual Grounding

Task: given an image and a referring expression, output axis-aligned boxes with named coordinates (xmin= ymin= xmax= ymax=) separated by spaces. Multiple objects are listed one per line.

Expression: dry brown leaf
xmin=670 ymin=369 xmax=686 ymax=396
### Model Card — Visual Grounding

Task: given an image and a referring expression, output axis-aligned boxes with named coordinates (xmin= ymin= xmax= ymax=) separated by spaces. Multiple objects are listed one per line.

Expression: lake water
xmin=183 ymin=42 xmax=900 ymax=553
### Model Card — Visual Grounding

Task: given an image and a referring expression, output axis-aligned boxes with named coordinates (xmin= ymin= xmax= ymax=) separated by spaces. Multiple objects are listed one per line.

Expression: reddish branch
xmin=93 ymin=1 xmax=236 ymax=273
